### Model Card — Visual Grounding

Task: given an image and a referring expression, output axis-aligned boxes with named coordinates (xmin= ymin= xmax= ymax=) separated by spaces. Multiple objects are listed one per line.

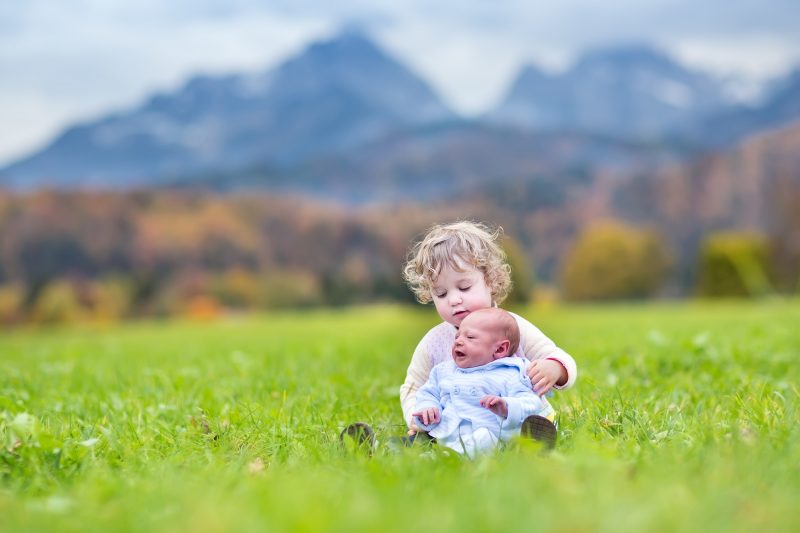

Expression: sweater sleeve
xmin=411 ymin=365 xmax=443 ymax=432
xmin=503 ymin=373 xmax=553 ymax=430
xmin=399 ymin=329 xmax=436 ymax=427
xmin=512 ymin=312 xmax=578 ymax=390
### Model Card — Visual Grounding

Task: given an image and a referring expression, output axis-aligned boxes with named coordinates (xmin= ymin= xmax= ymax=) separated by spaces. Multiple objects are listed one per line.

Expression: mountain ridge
xmin=2 ymin=30 xmax=454 ymax=188
xmin=1 ymin=33 xmax=798 ymax=192
xmin=488 ymin=43 xmax=729 ymax=139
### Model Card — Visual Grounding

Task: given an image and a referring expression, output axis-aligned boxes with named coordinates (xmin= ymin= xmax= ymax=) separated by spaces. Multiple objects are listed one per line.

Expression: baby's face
xmin=451 ymin=311 xmax=506 ymax=369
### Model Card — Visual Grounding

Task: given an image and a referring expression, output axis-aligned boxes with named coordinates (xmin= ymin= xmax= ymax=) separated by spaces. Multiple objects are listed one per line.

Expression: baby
xmin=411 ymin=308 xmax=553 ymax=456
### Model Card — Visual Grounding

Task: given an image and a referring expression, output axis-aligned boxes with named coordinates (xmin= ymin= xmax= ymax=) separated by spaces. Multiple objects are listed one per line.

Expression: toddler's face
xmin=451 ymin=311 xmax=506 ymax=368
xmin=431 ymin=260 xmax=493 ymax=327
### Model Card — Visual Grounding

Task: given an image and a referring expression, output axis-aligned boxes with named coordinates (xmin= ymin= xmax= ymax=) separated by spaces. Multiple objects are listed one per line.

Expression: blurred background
xmin=1 ymin=1 xmax=799 ymax=325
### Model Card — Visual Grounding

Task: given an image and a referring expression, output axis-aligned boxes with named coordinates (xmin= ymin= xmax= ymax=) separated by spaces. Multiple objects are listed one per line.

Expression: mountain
xmin=488 ymin=45 xmax=729 ymax=140
xmin=170 ymin=122 xmax=687 ymax=203
xmin=695 ymin=69 xmax=800 ymax=146
xmin=3 ymin=36 xmax=798 ymax=195
xmin=1 ymin=30 xmax=454 ymax=188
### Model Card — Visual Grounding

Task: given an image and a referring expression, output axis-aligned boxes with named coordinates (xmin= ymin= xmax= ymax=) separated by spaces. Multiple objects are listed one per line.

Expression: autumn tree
xmin=560 ymin=220 xmax=670 ymax=301
xmin=503 ymin=236 xmax=535 ymax=304
xmin=767 ymin=173 xmax=800 ymax=294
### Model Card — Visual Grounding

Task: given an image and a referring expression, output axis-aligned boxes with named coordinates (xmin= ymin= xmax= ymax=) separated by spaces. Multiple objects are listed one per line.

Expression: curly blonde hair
xmin=402 ymin=221 xmax=512 ymax=305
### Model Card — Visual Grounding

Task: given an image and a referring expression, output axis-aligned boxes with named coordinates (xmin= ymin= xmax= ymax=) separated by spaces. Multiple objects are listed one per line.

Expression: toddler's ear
xmin=493 ymin=340 xmax=511 ymax=359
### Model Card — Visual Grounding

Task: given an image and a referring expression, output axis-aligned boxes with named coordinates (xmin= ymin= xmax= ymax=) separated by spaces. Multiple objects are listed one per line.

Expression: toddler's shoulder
xmin=508 ymin=310 xmax=534 ymax=327
xmin=508 ymin=311 xmax=545 ymax=338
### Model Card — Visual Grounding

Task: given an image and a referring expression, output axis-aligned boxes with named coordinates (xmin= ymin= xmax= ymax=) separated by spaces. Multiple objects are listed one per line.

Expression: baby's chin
xmin=452 ymin=351 xmax=494 ymax=368
xmin=452 ymin=350 xmax=470 ymax=368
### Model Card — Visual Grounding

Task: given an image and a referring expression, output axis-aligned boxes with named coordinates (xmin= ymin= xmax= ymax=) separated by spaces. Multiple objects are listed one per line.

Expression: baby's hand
xmin=412 ymin=407 xmax=440 ymax=427
xmin=480 ymin=395 xmax=508 ymax=418
xmin=527 ymin=359 xmax=567 ymax=396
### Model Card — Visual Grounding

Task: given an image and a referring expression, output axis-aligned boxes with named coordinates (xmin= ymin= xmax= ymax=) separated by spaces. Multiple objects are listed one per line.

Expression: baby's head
xmin=402 ymin=221 xmax=512 ymax=327
xmin=451 ymin=308 xmax=520 ymax=368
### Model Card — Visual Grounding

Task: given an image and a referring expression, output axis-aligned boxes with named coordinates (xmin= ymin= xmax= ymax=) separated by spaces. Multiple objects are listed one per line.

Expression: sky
xmin=1 ymin=0 xmax=799 ymax=165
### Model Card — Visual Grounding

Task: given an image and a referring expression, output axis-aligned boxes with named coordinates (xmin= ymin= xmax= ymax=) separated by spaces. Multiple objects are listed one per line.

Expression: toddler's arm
xmin=528 ymin=359 xmax=568 ymax=396
xmin=513 ymin=312 xmax=578 ymax=391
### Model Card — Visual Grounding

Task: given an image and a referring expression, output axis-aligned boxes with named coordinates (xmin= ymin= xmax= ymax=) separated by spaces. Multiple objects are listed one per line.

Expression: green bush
xmin=261 ymin=270 xmax=322 ymax=308
xmin=697 ymin=232 xmax=772 ymax=298
xmin=30 ymin=280 xmax=84 ymax=324
xmin=88 ymin=278 xmax=133 ymax=321
xmin=211 ymin=269 xmax=263 ymax=309
xmin=560 ymin=220 xmax=670 ymax=301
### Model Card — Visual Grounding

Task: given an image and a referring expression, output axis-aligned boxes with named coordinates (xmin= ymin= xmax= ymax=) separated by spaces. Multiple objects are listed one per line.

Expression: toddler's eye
xmin=459 ymin=285 xmax=472 ymax=291
xmin=435 ymin=291 xmax=446 ymax=299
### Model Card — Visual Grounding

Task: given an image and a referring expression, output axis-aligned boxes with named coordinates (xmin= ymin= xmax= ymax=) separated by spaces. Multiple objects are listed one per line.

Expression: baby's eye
xmin=434 ymin=291 xmax=447 ymax=299
xmin=459 ymin=285 xmax=472 ymax=291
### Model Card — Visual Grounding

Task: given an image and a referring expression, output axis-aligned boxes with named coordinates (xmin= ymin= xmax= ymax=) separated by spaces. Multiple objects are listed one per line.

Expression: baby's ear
xmin=493 ymin=339 xmax=511 ymax=359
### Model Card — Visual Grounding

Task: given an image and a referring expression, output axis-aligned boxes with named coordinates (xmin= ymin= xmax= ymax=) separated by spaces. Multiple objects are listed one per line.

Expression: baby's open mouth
xmin=453 ymin=349 xmax=466 ymax=358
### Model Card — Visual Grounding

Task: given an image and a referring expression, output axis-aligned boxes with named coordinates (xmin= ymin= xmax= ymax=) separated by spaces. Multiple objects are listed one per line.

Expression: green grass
xmin=2 ymin=301 xmax=799 ymax=532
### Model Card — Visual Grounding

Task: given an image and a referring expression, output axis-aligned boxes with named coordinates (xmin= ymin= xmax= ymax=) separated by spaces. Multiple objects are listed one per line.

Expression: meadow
xmin=1 ymin=300 xmax=799 ymax=532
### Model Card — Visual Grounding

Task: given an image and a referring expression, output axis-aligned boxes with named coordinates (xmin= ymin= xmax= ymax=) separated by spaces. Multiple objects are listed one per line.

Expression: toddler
xmin=339 ymin=221 xmax=576 ymax=452
xmin=401 ymin=221 xmax=577 ymax=441
xmin=412 ymin=308 xmax=553 ymax=456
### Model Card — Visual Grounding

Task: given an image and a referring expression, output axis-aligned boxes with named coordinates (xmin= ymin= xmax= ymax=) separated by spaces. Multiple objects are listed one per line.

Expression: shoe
xmin=521 ymin=415 xmax=557 ymax=450
xmin=339 ymin=422 xmax=376 ymax=455
xmin=386 ymin=431 xmax=436 ymax=453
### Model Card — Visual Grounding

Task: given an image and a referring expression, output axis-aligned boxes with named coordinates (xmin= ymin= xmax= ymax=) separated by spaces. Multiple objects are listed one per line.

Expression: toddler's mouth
xmin=453 ymin=310 xmax=469 ymax=318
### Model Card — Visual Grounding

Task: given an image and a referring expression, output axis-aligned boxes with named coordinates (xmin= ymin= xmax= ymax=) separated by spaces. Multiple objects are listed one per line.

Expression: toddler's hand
xmin=527 ymin=359 xmax=567 ymax=396
xmin=480 ymin=395 xmax=508 ymax=418
xmin=412 ymin=407 xmax=440 ymax=426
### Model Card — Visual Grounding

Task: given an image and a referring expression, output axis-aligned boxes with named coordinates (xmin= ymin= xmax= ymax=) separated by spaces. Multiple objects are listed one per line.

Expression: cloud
xmin=0 ymin=2 xmax=330 ymax=163
xmin=1 ymin=0 xmax=799 ymax=164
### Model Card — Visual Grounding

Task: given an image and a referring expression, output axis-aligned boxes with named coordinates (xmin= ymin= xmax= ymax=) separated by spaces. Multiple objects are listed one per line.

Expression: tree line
xmin=0 ymin=189 xmax=796 ymax=325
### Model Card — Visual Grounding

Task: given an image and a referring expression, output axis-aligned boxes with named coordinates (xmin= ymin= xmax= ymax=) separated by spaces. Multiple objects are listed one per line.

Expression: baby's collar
xmin=456 ymin=356 xmax=525 ymax=373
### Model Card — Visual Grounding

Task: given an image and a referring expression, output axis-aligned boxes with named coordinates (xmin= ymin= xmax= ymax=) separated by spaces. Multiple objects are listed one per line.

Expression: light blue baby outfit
xmin=413 ymin=357 xmax=553 ymax=457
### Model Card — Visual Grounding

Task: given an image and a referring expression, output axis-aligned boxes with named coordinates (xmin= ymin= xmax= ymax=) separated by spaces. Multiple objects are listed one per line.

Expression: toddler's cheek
xmin=432 ymin=300 xmax=451 ymax=324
